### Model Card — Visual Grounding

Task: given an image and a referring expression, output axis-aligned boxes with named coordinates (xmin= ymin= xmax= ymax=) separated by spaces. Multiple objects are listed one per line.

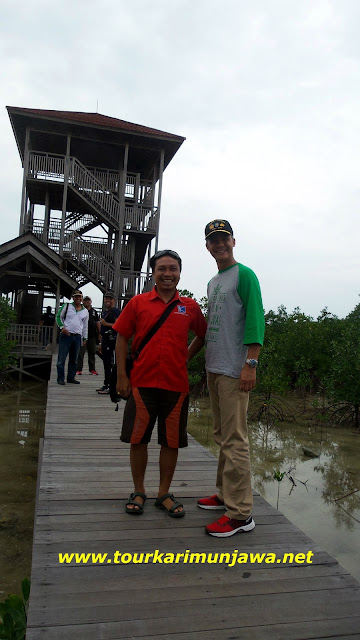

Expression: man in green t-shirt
xmin=198 ymin=219 xmax=265 ymax=537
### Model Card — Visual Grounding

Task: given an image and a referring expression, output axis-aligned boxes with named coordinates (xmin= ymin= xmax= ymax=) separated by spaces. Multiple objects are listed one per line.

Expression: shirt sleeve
xmin=82 ymin=310 xmax=89 ymax=340
xmin=237 ymin=264 xmax=265 ymax=345
xmin=113 ymin=300 xmax=136 ymax=338
xmin=189 ymin=301 xmax=207 ymax=338
xmin=56 ymin=303 xmax=66 ymax=329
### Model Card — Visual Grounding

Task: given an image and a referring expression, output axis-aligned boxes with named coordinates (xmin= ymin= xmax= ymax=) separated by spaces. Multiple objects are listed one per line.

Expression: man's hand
xmin=61 ymin=328 xmax=70 ymax=336
xmin=239 ymin=365 xmax=257 ymax=392
xmin=116 ymin=374 xmax=131 ymax=398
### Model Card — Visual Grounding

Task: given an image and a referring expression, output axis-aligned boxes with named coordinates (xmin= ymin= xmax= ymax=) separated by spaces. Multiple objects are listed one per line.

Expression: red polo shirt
xmin=113 ymin=287 xmax=207 ymax=392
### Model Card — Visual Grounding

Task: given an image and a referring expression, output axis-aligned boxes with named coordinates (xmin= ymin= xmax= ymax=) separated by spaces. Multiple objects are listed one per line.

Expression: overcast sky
xmin=1 ymin=0 xmax=359 ymax=318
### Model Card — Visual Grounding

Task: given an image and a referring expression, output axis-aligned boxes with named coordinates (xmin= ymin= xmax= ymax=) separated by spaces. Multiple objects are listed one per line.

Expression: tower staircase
xmin=25 ymin=152 xmax=157 ymax=302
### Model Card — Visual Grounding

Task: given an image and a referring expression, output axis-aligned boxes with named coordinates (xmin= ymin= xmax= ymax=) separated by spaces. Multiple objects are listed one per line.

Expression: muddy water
xmin=188 ymin=397 xmax=360 ymax=582
xmin=0 ymin=381 xmax=46 ymax=598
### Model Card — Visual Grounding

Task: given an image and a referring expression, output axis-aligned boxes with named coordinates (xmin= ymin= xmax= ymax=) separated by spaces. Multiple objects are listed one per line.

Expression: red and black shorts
xmin=121 ymin=387 xmax=189 ymax=448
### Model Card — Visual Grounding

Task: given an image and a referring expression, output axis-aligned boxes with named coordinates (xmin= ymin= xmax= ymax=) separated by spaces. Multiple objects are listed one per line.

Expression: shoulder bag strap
xmin=133 ymin=299 xmax=179 ymax=359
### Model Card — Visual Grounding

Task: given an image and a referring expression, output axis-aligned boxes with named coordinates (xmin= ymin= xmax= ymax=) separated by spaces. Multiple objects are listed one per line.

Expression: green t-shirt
xmin=205 ymin=263 xmax=265 ymax=378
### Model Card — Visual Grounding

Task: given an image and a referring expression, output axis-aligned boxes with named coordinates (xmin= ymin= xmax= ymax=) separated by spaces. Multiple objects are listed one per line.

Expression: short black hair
xmin=150 ymin=250 xmax=182 ymax=272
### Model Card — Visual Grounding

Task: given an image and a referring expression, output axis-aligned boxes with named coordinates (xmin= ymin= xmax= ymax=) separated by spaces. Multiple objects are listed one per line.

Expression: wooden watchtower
xmin=6 ymin=106 xmax=185 ymax=311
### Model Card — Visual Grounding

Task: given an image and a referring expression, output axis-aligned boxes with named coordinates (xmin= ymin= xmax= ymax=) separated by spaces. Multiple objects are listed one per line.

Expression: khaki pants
xmin=207 ymin=372 xmax=253 ymax=520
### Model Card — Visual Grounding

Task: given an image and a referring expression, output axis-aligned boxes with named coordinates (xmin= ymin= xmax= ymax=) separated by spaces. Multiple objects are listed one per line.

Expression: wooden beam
xmin=154 ymin=148 xmax=165 ymax=253
xmin=20 ymin=127 xmax=30 ymax=234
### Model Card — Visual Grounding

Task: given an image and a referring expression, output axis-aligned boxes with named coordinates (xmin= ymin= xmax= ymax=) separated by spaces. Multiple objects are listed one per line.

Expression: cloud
xmin=1 ymin=0 xmax=360 ymax=316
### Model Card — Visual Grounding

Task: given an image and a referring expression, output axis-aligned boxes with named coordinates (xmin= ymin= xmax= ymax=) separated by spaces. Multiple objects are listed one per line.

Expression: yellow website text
xmin=58 ymin=550 xmax=314 ymax=567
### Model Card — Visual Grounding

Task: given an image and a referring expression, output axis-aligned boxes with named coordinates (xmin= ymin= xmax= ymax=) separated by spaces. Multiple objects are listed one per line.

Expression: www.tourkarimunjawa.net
xmin=58 ymin=550 xmax=314 ymax=568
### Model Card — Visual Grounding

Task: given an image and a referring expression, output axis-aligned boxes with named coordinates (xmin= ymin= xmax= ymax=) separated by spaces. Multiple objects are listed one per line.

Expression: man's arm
xmin=82 ymin=311 xmax=88 ymax=342
xmin=239 ymin=343 xmax=261 ymax=392
xmin=115 ymin=334 xmax=131 ymax=398
xmin=187 ymin=336 xmax=205 ymax=362
xmin=56 ymin=304 xmax=70 ymax=336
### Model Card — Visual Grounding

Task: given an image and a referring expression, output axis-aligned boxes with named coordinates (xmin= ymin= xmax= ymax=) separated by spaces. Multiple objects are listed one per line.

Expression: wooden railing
xmin=28 ymin=153 xmax=65 ymax=181
xmin=71 ymin=158 xmax=121 ymax=228
xmin=23 ymin=219 xmax=61 ymax=251
xmin=118 ymin=272 xmax=153 ymax=299
xmin=124 ymin=205 xmax=157 ymax=231
xmin=7 ymin=324 xmax=54 ymax=349
xmin=28 ymin=153 xmax=158 ymax=231
xmin=64 ymin=233 xmax=115 ymax=289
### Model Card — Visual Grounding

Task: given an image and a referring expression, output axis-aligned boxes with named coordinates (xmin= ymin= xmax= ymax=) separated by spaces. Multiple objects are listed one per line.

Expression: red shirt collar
xmin=149 ymin=286 xmax=181 ymax=303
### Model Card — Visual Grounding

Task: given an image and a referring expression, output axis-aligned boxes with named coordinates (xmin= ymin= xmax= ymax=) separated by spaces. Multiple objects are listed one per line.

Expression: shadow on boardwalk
xmin=26 ymin=359 xmax=360 ymax=639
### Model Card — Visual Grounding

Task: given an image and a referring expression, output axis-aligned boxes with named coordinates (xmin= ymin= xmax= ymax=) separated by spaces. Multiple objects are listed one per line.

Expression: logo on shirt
xmin=177 ymin=305 xmax=186 ymax=314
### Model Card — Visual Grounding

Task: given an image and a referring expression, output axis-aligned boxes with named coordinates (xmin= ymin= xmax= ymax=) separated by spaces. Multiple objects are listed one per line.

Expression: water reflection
xmin=188 ymin=397 xmax=360 ymax=582
xmin=0 ymin=381 xmax=46 ymax=597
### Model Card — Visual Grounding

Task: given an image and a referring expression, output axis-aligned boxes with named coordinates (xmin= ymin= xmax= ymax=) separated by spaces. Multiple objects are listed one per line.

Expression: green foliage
xmin=182 ymin=286 xmax=360 ymax=428
xmin=0 ymin=297 xmax=16 ymax=373
xmin=273 ymin=469 xmax=285 ymax=482
xmin=254 ymin=300 xmax=360 ymax=427
xmin=323 ymin=312 xmax=360 ymax=427
xmin=0 ymin=578 xmax=30 ymax=640
xmin=179 ymin=291 xmax=208 ymax=395
xmin=177 ymin=289 xmax=194 ymax=299
xmin=257 ymin=305 xmax=340 ymax=398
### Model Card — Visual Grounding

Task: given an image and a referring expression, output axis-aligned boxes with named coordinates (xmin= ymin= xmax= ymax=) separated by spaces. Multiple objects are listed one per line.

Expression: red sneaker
xmin=76 ymin=371 xmax=82 ymax=375
xmin=89 ymin=370 xmax=98 ymax=375
xmin=206 ymin=515 xmax=255 ymax=537
xmin=197 ymin=494 xmax=225 ymax=510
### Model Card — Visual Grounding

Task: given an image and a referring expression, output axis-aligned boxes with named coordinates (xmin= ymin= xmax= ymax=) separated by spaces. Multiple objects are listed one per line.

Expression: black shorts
xmin=121 ymin=387 xmax=189 ymax=448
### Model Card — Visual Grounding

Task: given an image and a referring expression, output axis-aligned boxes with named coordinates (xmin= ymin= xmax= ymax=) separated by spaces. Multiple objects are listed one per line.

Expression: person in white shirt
xmin=56 ymin=290 xmax=88 ymax=385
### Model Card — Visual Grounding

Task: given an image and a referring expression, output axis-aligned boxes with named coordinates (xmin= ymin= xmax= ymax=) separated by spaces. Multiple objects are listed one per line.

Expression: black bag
xmin=109 ymin=299 xmax=178 ymax=404
xmin=109 ymin=354 xmax=133 ymax=403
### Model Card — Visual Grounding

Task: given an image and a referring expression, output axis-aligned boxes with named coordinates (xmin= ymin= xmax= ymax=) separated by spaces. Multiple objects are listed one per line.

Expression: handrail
xmin=64 ymin=232 xmax=115 ymax=289
xmin=7 ymin=324 xmax=54 ymax=349
xmin=118 ymin=272 xmax=153 ymax=299
xmin=28 ymin=153 xmax=158 ymax=231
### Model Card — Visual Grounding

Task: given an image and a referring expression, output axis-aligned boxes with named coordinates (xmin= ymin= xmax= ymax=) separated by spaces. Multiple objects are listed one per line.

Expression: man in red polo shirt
xmin=113 ymin=250 xmax=207 ymax=517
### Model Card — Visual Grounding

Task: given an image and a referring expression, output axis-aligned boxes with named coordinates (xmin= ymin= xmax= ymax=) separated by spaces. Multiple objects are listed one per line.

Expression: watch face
xmin=247 ymin=359 xmax=258 ymax=368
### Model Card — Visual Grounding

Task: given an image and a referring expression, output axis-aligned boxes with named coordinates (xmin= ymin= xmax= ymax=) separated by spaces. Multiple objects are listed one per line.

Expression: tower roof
xmin=7 ymin=106 xmax=185 ymax=171
xmin=7 ymin=106 xmax=185 ymax=140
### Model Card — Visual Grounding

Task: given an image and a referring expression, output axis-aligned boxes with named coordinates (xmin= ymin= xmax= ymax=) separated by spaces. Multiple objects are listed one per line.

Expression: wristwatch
xmin=246 ymin=358 xmax=258 ymax=368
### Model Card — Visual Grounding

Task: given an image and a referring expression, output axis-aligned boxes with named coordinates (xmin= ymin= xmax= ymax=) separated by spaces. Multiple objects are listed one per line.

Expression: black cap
xmin=205 ymin=219 xmax=233 ymax=239
xmin=104 ymin=291 xmax=116 ymax=299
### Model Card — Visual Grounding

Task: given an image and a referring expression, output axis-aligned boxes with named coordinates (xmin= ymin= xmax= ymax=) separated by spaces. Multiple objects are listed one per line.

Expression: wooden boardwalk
xmin=26 ymin=358 xmax=360 ymax=639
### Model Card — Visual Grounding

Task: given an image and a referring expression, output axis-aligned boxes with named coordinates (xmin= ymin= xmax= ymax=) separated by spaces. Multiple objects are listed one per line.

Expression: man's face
xmin=104 ymin=296 xmax=115 ymax=308
xmin=83 ymin=299 xmax=92 ymax=310
xmin=153 ymin=256 xmax=181 ymax=291
xmin=206 ymin=232 xmax=235 ymax=262
xmin=72 ymin=294 xmax=83 ymax=304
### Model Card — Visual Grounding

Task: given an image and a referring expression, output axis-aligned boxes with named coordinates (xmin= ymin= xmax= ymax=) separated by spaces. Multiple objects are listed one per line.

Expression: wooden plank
xmin=26 ymin=587 xmax=360 ymax=629
xmin=26 ymin=616 xmax=360 ymax=640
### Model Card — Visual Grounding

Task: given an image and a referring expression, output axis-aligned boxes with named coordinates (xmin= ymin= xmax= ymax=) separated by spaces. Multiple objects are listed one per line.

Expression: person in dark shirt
xmin=96 ymin=291 xmax=121 ymax=394
xmin=40 ymin=306 xmax=55 ymax=345
xmin=41 ymin=306 xmax=55 ymax=326
xmin=76 ymin=296 xmax=100 ymax=375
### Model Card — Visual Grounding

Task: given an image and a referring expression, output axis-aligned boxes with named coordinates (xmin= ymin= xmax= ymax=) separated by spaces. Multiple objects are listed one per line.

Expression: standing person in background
xmin=97 ymin=291 xmax=121 ymax=395
xmin=56 ymin=290 xmax=88 ymax=386
xmin=198 ymin=220 xmax=265 ymax=537
xmin=76 ymin=296 xmax=100 ymax=375
xmin=40 ymin=305 xmax=55 ymax=346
